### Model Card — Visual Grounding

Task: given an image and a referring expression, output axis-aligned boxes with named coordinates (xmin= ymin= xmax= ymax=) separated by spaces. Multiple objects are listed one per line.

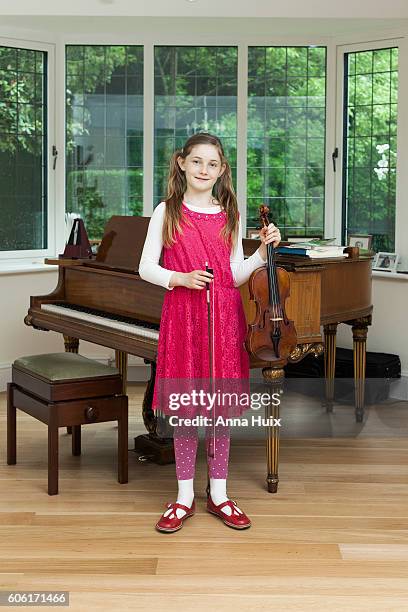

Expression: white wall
xmin=337 ymin=276 xmax=408 ymax=376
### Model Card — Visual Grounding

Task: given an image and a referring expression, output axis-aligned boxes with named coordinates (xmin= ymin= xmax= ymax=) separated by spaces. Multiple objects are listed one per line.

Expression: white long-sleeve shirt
xmin=138 ymin=201 xmax=267 ymax=290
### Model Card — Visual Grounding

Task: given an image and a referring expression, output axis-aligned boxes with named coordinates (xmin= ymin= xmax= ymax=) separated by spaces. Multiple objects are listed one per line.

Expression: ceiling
xmin=0 ymin=0 xmax=407 ymax=19
xmin=0 ymin=16 xmax=407 ymax=37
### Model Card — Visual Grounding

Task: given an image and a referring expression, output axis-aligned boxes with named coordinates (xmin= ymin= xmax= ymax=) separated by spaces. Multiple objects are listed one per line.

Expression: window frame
xmin=334 ymin=36 xmax=404 ymax=254
xmin=0 ymin=36 xmax=56 ymax=262
xmin=2 ymin=28 xmax=407 ymax=267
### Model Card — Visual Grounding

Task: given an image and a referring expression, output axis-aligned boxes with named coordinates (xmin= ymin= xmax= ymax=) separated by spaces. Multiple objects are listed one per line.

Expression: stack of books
xmin=277 ymin=240 xmax=348 ymax=259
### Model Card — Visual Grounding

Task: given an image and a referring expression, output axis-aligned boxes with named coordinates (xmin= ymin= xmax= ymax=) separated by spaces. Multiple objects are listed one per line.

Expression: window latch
xmin=52 ymin=145 xmax=58 ymax=170
xmin=332 ymin=147 xmax=339 ymax=172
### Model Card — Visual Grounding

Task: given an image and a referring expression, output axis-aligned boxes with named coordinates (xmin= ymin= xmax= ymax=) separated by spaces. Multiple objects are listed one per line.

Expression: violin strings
xmin=272 ymin=246 xmax=283 ymax=320
xmin=266 ymin=240 xmax=275 ymax=320
xmin=261 ymin=209 xmax=282 ymax=331
xmin=269 ymin=245 xmax=278 ymax=326
xmin=272 ymin=248 xmax=281 ymax=323
xmin=268 ymin=241 xmax=280 ymax=322
xmin=268 ymin=241 xmax=282 ymax=324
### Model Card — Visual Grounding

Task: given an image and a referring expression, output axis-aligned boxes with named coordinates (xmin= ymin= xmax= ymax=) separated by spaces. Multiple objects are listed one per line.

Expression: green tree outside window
xmin=153 ymin=46 xmax=238 ymax=206
xmin=65 ymin=45 xmax=143 ymax=241
xmin=0 ymin=46 xmax=47 ymax=251
xmin=247 ymin=46 xmax=327 ymax=238
xmin=344 ymin=47 xmax=398 ymax=252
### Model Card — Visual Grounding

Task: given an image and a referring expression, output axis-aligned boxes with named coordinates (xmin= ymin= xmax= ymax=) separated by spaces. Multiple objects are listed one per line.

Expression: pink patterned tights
xmin=173 ymin=424 xmax=230 ymax=479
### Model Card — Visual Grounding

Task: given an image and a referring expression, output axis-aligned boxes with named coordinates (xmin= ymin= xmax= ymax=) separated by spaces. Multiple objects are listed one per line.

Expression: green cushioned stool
xmin=7 ymin=352 xmax=128 ymax=495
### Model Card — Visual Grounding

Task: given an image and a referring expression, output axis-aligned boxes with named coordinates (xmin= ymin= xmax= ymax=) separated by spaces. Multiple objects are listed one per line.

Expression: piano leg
xmin=63 ymin=335 xmax=79 ymax=353
xmin=133 ymin=360 xmax=175 ymax=465
xmin=63 ymin=336 xmax=79 ymax=435
xmin=262 ymin=366 xmax=284 ymax=493
xmin=71 ymin=425 xmax=81 ymax=455
xmin=141 ymin=359 xmax=157 ymax=435
xmin=115 ymin=350 xmax=128 ymax=395
xmin=351 ymin=316 xmax=371 ymax=423
xmin=7 ymin=383 xmax=16 ymax=465
xmin=323 ymin=323 xmax=338 ymax=413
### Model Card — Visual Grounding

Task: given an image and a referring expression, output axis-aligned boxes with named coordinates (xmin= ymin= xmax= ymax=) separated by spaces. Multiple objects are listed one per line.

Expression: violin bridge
xmin=270 ymin=317 xmax=283 ymax=322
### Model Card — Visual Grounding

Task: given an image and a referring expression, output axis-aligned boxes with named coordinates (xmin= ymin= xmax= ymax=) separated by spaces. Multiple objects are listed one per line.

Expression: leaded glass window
xmin=154 ymin=46 xmax=238 ymax=206
xmin=0 ymin=45 xmax=47 ymax=251
xmin=343 ymin=47 xmax=398 ymax=252
xmin=247 ymin=46 xmax=326 ymax=238
xmin=66 ymin=45 xmax=143 ymax=240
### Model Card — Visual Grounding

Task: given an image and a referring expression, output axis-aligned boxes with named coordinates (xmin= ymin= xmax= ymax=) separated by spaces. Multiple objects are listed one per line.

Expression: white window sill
xmin=0 ymin=261 xmax=58 ymax=275
xmin=372 ymin=270 xmax=408 ymax=280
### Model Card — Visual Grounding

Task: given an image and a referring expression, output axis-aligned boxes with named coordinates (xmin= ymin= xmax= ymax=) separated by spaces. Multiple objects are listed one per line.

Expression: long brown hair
xmin=161 ymin=132 xmax=239 ymax=251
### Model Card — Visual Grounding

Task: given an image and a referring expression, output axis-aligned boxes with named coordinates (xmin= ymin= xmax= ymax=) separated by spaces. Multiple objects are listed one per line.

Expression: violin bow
xmin=205 ymin=261 xmax=216 ymax=459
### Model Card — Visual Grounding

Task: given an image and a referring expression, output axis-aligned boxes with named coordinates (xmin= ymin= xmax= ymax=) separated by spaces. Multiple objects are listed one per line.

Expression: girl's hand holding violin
xmin=258 ymin=223 xmax=281 ymax=261
xmin=171 ymin=269 xmax=214 ymax=290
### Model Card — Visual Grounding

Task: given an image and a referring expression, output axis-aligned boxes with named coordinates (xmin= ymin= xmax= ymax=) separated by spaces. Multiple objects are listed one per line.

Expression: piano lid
xmin=82 ymin=215 xmax=152 ymax=273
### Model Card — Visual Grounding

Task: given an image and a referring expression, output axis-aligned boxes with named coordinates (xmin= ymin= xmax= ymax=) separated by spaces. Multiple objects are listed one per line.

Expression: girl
xmin=139 ymin=132 xmax=281 ymax=532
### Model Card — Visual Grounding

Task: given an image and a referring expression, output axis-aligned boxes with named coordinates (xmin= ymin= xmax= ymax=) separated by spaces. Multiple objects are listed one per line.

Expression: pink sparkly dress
xmin=151 ymin=202 xmax=250 ymax=420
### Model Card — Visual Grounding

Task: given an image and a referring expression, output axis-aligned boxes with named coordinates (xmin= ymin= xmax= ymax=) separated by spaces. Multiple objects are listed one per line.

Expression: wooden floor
xmin=1 ymin=382 xmax=408 ymax=611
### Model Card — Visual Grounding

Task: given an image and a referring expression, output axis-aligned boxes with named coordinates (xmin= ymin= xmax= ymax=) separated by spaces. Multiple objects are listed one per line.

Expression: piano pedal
xmin=133 ymin=434 xmax=175 ymax=465
xmin=137 ymin=454 xmax=155 ymax=462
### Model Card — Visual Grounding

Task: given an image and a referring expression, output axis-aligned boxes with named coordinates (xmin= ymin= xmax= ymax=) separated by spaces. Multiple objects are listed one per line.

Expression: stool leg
xmin=118 ymin=396 xmax=128 ymax=484
xmin=72 ymin=425 xmax=81 ymax=456
xmin=7 ymin=383 xmax=16 ymax=465
xmin=48 ymin=417 xmax=59 ymax=495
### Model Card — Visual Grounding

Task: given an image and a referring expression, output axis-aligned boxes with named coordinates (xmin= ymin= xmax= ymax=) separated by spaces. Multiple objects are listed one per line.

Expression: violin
xmin=245 ymin=204 xmax=297 ymax=363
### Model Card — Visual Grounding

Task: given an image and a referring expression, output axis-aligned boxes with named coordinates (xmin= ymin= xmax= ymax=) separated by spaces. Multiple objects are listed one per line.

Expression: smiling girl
xmin=139 ymin=132 xmax=281 ymax=532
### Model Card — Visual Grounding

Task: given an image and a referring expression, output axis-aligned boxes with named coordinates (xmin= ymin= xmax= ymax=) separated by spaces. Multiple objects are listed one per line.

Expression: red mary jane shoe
xmin=206 ymin=494 xmax=251 ymax=529
xmin=155 ymin=500 xmax=195 ymax=533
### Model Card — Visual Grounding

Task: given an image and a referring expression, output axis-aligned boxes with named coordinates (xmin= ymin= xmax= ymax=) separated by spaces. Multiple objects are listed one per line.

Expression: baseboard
xmin=125 ymin=363 xmax=151 ymax=382
xmin=0 ymin=363 xmax=10 ymax=393
xmin=389 ymin=373 xmax=408 ymax=401
xmin=0 ymin=355 xmax=151 ymax=393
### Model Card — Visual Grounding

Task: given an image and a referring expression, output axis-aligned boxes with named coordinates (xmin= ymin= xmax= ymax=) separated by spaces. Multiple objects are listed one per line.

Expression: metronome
xmin=59 ymin=218 xmax=93 ymax=259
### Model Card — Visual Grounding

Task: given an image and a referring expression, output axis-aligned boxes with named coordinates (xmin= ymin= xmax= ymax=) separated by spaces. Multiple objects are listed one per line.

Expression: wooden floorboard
xmin=1 ymin=382 xmax=408 ymax=611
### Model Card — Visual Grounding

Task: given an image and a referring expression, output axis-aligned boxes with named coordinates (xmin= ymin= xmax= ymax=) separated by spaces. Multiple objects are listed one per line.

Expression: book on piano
xmin=277 ymin=243 xmax=348 ymax=259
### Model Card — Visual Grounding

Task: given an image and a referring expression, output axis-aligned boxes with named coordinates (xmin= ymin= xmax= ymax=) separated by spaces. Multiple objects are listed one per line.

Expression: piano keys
xmin=40 ymin=302 xmax=160 ymax=342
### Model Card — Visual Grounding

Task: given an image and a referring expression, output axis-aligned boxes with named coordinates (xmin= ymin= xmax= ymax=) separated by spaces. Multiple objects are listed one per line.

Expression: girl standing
xmin=139 ymin=132 xmax=281 ymax=532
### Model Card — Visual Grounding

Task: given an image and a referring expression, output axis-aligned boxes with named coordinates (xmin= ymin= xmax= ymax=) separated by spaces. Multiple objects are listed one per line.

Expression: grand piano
xmin=25 ymin=215 xmax=373 ymax=493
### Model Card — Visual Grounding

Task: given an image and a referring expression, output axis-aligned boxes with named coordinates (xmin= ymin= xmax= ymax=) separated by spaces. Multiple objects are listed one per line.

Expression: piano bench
xmin=6 ymin=352 xmax=128 ymax=495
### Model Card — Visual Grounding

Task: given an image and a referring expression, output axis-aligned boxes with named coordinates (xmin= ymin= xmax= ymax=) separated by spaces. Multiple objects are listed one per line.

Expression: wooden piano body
xmin=25 ymin=216 xmax=373 ymax=492
xmin=26 ymin=261 xmax=163 ymax=362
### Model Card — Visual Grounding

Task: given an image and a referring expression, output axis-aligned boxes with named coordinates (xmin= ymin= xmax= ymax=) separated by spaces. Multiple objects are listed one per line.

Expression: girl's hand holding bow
xmin=258 ymin=223 xmax=281 ymax=261
xmin=170 ymin=269 xmax=214 ymax=290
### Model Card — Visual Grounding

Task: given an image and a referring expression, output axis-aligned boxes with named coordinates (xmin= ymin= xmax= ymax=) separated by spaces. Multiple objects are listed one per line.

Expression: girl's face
xmin=178 ymin=144 xmax=226 ymax=193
